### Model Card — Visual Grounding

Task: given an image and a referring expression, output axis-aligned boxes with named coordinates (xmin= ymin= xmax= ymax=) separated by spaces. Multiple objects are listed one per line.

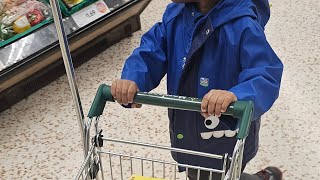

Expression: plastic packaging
xmin=55 ymin=0 xmax=96 ymax=16
xmin=0 ymin=0 xmax=28 ymax=14
xmin=12 ymin=15 xmax=31 ymax=33
xmin=27 ymin=9 xmax=44 ymax=26
xmin=61 ymin=0 xmax=83 ymax=9
xmin=0 ymin=0 xmax=52 ymax=45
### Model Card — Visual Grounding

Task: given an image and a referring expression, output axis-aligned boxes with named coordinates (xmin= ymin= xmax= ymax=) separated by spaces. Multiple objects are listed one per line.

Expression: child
xmin=111 ymin=0 xmax=283 ymax=179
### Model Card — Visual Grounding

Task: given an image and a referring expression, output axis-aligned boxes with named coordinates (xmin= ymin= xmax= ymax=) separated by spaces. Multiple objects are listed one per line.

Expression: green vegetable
xmin=0 ymin=24 xmax=15 ymax=40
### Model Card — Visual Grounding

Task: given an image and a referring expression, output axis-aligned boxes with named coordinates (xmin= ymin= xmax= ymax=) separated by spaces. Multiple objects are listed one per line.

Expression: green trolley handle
xmin=88 ymin=84 xmax=253 ymax=139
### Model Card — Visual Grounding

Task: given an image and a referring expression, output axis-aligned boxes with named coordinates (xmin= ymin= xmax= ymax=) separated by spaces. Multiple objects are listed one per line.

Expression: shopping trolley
xmin=74 ymin=84 xmax=253 ymax=180
xmin=46 ymin=0 xmax=253 ymax=179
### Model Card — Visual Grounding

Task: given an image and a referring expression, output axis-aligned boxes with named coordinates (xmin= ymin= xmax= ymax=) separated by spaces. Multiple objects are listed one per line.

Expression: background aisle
xmin=0 ymin=0 xmax=319 ymax=179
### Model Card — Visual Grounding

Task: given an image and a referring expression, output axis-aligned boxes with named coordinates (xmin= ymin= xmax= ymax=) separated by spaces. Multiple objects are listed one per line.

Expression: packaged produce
xmin=0 ymin=0 xmax=52 ymax=43
xmin=58 ymin=0 xmax=97 ymax=16
xmin=61 ymin=0 xmax=83 ymax=9
xmin=0 ymin=0 xmax=28 ymax=14
xmin=26 ymin=9 xmax=44 ymax=26
xmin=0 ymin=23 xmax=14 ymax=40
xmin=12 ymin=15 xmax=30 ymax=33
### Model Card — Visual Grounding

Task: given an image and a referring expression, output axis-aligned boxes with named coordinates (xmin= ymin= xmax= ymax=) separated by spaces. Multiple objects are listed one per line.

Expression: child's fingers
xmin=215 ymin=94 xmax=226 ymax=117
xmin=201 ymin=92 xmax=212 ymax=112
xmin=121 ymin=83 xmax=130 ymax=105
xmin=207 ymin=91 xmax=219 ymax=116
xmin=221 ymin=93 xmax=237 ymax=113
xmin=111 ymin=80 xmax=117 ymax=99
xmin=221 ymin=95 xmax=232 ymax=113
xmin=127 ymin=83 xmax=137 ymax=103
xmin=116 ymin=81 xmax=123 ymax=104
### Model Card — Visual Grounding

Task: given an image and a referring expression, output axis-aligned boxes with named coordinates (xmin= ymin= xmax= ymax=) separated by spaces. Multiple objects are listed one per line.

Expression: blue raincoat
xmin=121 ymin=0 xmax=283 ymax=170
xmin=252 ymin=0 xmax=270 ymax=28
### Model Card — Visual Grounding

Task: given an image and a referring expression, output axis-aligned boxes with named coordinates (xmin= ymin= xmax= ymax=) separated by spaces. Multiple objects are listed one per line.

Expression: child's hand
xmin=111 ymin=79 xmax=142 ymax=108
xmin=201 ymin=90 xmax=237 ymax=118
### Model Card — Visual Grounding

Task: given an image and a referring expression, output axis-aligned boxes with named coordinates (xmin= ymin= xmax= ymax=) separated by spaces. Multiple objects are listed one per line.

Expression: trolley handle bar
xmin=88 ymin=84 xmax=253 ymax=139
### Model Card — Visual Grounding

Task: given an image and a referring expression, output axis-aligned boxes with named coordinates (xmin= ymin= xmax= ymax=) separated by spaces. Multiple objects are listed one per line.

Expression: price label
xmin=72 ymin=0 xmax=110 ymax=28
xmin=85 ymin=10 xmax=96 ymax=18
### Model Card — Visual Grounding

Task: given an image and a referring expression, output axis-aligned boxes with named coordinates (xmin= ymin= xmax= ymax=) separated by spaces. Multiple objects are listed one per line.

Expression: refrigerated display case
xmin=0 ymin=0 xmax=151 ymax=112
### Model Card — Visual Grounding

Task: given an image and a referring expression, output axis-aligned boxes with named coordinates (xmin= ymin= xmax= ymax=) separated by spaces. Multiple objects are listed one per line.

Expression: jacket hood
xmin=187 ymin=0 xmax=261 ymax=28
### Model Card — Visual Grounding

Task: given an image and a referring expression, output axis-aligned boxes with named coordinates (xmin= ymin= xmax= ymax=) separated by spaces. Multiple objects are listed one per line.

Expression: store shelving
xmin=0 ymin=0 xmax=151 ymax=112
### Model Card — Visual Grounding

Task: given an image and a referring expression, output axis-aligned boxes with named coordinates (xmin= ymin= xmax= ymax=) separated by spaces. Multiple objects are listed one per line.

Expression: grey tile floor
xmin=0 ymin=0 xmax=320 ymax=179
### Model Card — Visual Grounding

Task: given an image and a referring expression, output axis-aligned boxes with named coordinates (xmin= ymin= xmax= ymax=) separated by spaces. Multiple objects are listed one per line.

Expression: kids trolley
xmin=74 ymin=84 xmax=254 ymax=180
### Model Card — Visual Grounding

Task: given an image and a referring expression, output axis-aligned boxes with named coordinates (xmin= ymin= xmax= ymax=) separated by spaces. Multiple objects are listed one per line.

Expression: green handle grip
xmin=88 ymin=84 xmax=253 ymax=139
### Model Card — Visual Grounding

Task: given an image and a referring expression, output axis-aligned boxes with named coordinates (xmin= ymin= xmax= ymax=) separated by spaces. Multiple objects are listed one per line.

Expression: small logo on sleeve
xmin=182 ymin=57 xmax=187 ymax=69
xmin=200 ymin=77 xmax=209 ymax=87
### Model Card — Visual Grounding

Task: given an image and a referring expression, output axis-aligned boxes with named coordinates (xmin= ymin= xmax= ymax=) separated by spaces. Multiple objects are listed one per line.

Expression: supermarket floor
xmin=1 ymin=0 xmax=320 ymax=179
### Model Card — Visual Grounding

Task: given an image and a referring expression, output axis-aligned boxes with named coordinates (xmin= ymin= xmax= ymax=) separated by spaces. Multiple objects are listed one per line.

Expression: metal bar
xmin=197 ymin=169 xmax=200 ymax=180
xmin=228 ymin=140 xmax=243 ymax=180
xmin=98 ymin=151 xmax=105 ymax=180
xmin=87 ymin=118 xmax=93 ymax=131
xmin=152 ymin=161 xmax=155 ymax=177
xmin=109 ymin=154 xmax=113 ymax=180
xmin=186 ymin=167 xmax=189 ymax=180
xmin=82 ymin=171 xmax=89 ymax=180
xmin=98 ymin=151 xmax=224 ymax=173
xmin=225 ymin=170 xmax=230 ymax=180
xmin=130 ymin=157 xmax=133 ymax=175
xmin=84 ymin=125 xmax=90 ymax=180
xmin=94 ymin=117 xmax=105 ymax=180
xmin=90 ymin=159 xmax=95 ymax=180
xmin=209 ymin=171 xmax=212 ymax=180
xmin=103 ymin=138 xmax=223 ymax=160
xmin=48 ymin=0 xmax=85 ymax=156
xmin=162 ymin=163 xmax=165 ymax=179
xmin=120 ymin=156 xmax=123 ymax=180
xmin=237 ymin=139 xmax=246 ymax=178
xmin=84 ymin=117 xmax=92 ymax=175
xmin=221 ymin=154 xmax=228 ymax=180
xmin=173 ymin=165 xmax=177 ymax=180
xmin=141 ymin=159 xmax=144 ymax=176
xmin=75 ymin=146 xmax=95 ymax=180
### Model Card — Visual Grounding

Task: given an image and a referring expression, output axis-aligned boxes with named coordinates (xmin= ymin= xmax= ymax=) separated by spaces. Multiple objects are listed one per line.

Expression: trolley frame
xmin=75 ymin=84 xmax=253 ymax=180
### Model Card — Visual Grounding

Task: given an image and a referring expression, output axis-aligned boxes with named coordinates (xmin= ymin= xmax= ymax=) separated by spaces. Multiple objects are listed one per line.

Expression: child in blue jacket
xmin=111 ymin=0 xmax=283 ymax=179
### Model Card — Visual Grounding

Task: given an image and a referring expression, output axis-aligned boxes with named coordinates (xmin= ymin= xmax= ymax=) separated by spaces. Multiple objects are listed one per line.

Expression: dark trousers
xmin=188 ymin=168 xmax=261 ymax=180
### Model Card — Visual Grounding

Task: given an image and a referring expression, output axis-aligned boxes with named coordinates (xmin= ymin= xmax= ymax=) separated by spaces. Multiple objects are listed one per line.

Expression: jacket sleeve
xmin=121 ymin=19 xmax=168 ymax=92
xmin=229 ymin=23 xmax=283 ymax=120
